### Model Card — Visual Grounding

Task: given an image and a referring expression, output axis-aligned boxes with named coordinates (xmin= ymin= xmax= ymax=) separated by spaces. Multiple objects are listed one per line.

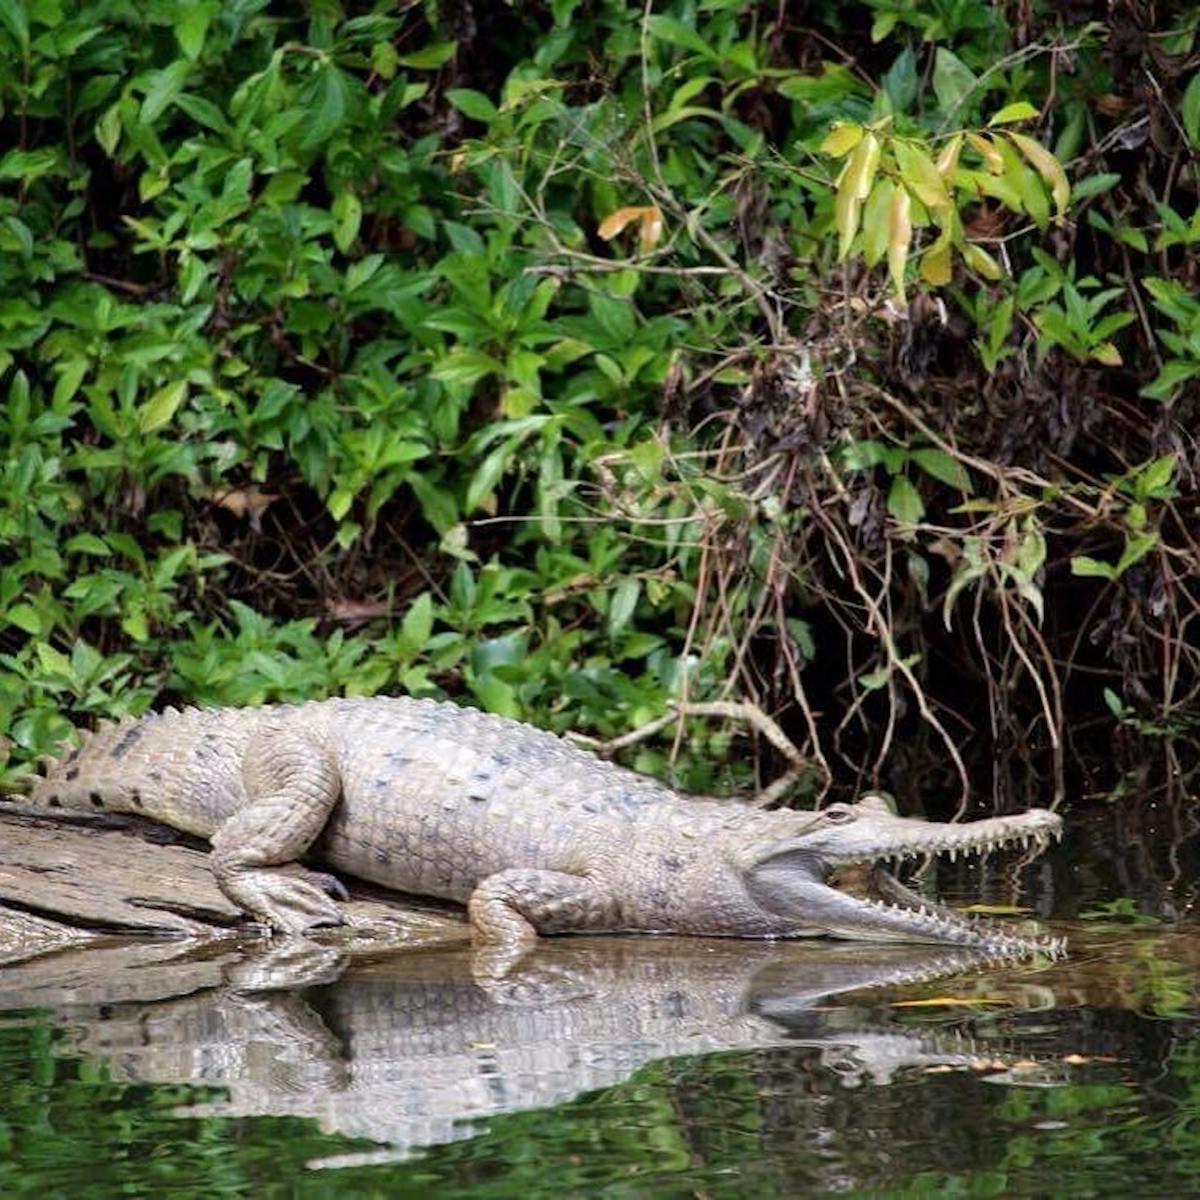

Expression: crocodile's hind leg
xmin=211 ymin=719 xmax=346 ymax=934
xmin=467 ymin=869 xmax=620 ymax=946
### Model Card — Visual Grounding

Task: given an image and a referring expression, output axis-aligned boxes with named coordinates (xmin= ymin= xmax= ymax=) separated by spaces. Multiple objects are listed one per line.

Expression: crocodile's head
xmin=728 ymin=794 xmax=1065 ymax=957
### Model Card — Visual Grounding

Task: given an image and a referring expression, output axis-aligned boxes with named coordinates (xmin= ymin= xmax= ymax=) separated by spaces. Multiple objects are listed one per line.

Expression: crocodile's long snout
xmin=745 ymin=802 xmax=1065 ymax=957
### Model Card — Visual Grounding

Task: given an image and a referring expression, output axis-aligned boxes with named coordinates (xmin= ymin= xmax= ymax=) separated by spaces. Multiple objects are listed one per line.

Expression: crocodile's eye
xmin=824 ymin=805 xmax=856 ymax=824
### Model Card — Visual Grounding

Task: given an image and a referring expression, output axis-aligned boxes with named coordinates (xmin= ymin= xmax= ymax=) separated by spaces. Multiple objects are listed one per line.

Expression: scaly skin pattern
xmin=28 ymin=697 xmax=1065 ymax=955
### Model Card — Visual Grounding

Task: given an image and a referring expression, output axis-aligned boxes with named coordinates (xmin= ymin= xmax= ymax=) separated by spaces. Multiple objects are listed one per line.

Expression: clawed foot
xmin=278 ymin=863 xmax=351 ymax=901
xmin=220 ymin=866 xmax=348 ymax=935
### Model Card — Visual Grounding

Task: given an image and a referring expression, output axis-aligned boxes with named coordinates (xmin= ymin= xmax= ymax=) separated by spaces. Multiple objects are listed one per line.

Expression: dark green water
xmin=2 ymin=806 xmax=1199 ymax=1198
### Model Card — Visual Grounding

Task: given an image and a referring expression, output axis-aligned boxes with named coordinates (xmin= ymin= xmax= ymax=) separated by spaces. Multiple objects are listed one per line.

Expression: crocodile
xmin=24 ymin=697 xmax=1064 ymax=955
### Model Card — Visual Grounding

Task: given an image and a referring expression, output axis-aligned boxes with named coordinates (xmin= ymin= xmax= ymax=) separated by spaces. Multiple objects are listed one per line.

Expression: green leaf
xmin=2 ymin=214 xmax=31 ymax=258
xmin=893 ymin=140 xmax=950 ymax=214
xmin=332 ymin=190 xmax=362 ymax=253
xmin=402 ymin=593 xmax=434 ymax=648
xmin=645 ymin=15 xmax=714 ymax=58
xmin=410 ymin=476 xmax=458 ymax=535
xmin=141 ymin=60 xmax=192 ymax=125
xmin=52 ymin=359 xmax=89 ymax=405
xmin=1007 ymin=131 xmax=1069 ymax=218
xmin=299 ymin=66 xmax=349 ymax=151
xmin=4 ymin=604 xmax=42 ymax=635
xmin=1141 ymin=359 xmax=1200 ymax=402
xmin=466 ymin=443 xmax=514 ymax=512
xmin=431 ymin=348 xmax=504 ymax=388
xmin=139 ymin=380 xmax=188 ymax=433
xmin=96 ymin=104 xmax=121 ymax=156
xmin=943 ymin=556 xmax=985 ymax=629
xmin=588 ymin=291 xmax=636 ymax=344
xmin=122 ymin=604 xmax=150 ymax=642
xmin=1071 ymin=555 xmax=1117 ymax=581
xmin=608 ymin=578 xmax=640 ymax=638
xmin=176 ymin=4 xmax=214 ymax=60
xmin=1183 ymin=72 xmax=1200 ymax=148
xmin=988 ymin=101 xmax=1039 ymax=126
xmin=840 ymin=440 xmax=889 ymax=470
xmin=396 ymin=41 xmax=457 ymax=69
xmin=36 ymin=644 xmax=73 ymax=679
xmin=345 ymin=253 xmax=383 ymax=293
xmin=0 ymin=0 xmax=29 ymax=52
xmin=474 ymin=674 xmax=519 ymax=719
xmin=887 ymin=475 xmax=925 ymax=525
xmin=327 ymin=487 xmax=354 ymax=521
xmin=65 ymin=533 xmax=111 ymax=556
xmin=882 ymin=48 xmax=918 ymax=113
xmin=1071 ymin=173 xmax=1121 ymax=202
xmin=1115 ymin=532 xmax=1157 ymax=576
xmin=912 ymin=447 xmax=972 ymax=491
xmin=0 ymin=147 xmax=59 ymax=181
xmin=447 ymin=88 xmax=498 ymax=124
xmin=861 ymin=177 xmax=894 ymax=268
xmin=859 ymin=665 xmax=892 ymax=691
xmin=1136 ymin=454 xmax=1176 ymax=496
xmin=932 ymin=49 xmax=977 ymax=114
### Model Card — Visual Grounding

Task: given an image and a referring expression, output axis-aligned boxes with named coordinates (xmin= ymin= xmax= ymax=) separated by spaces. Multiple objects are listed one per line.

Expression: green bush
xmin=1 ymin=1 xmax=1197 ymax=805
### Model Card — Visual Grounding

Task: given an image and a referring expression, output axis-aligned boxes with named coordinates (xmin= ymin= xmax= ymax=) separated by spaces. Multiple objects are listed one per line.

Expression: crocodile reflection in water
xmin=0 ymin=937 xmax=1052 ymax=1167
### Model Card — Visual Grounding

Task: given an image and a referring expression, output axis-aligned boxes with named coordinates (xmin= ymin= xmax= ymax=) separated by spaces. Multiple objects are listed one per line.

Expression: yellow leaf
xmin=962 ymin=903 xmax=1031 ymax=915
xmin=598 ymin=206 xmax=653 ymax=241
xmin=821 ymin=123 xmax=864 ymax=157
xmin=887 ymin=185 xmax=912 ymax=301
xmin=890 ymin=996 xmax=999 ymax=1008
xmin=638 ymin=206 xmax=664 ymax=253
xmin=835 ymin=169 xmax=862 ymax=261
xmin=893 ymin=140 xmax=951 ymax=214
xmin=936 ymin=133 xmax=963 ymax=178
xmin=1092 ymin=341 xmax=1122 ymax=366
xmin=988 ymin=100 xmax=1039 ymax=126
xmin=1006 ymin=131 xmax=1070 ymax=217
xmin=920 ymin=229 xmax=953 ymax=286
xmin=861 ymin=177 xmax=894 ymax=268
xmin=966 ymin=133 xmax=1004 ymax=174
xmin=847 ymin=131 xmax=880 ymax=200
xmin=961 ymin=241 xmax=1004 ymax=279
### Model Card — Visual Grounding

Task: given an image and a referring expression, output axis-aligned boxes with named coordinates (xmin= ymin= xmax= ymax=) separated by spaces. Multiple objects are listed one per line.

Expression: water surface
xmin=1 ymin=805 xmax=1198 ymax=1197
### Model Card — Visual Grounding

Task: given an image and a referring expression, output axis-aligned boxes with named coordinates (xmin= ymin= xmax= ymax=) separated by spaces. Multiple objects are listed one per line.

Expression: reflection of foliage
xmin=0 ymin=1022 xmax=378 ymax=1196
xmin=5 ymin=991 xmax=1200 ymax=1197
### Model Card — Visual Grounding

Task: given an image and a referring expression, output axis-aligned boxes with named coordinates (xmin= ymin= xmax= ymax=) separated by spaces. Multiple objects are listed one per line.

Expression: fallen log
xmin=0 ymin=805 xmax=468 ymax=970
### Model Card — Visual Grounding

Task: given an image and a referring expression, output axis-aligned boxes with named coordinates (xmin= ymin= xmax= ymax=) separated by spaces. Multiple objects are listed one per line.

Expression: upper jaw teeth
xmin=849 ymin=823 xmax=1064 ymax=870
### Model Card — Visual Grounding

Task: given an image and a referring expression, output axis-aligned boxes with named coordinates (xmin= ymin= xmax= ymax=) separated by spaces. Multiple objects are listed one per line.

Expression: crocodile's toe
xmin=230 ymin=870 xmax=349 ymax=935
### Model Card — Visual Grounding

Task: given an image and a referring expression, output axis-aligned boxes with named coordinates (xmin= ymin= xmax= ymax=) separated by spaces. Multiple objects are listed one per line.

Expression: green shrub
xmin=1 ymin=2 xmax=1197 ymax=804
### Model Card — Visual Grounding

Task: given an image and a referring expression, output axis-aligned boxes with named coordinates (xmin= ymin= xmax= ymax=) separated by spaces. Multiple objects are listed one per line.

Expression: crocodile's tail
xmin=26 ymin=711 xmax=172 ymax=812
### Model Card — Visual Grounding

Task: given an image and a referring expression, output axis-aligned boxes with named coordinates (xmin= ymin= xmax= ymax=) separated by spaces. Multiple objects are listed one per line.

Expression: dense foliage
xmin=1 ymin=1 xmax=1197 ymax=806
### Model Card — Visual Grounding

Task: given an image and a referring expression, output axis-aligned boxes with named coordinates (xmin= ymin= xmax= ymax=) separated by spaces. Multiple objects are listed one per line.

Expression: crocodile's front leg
xmin=211 ymin=719 xmax=346 ymax=934
xmin=467 ymin=869 xmax=621 ymax=945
